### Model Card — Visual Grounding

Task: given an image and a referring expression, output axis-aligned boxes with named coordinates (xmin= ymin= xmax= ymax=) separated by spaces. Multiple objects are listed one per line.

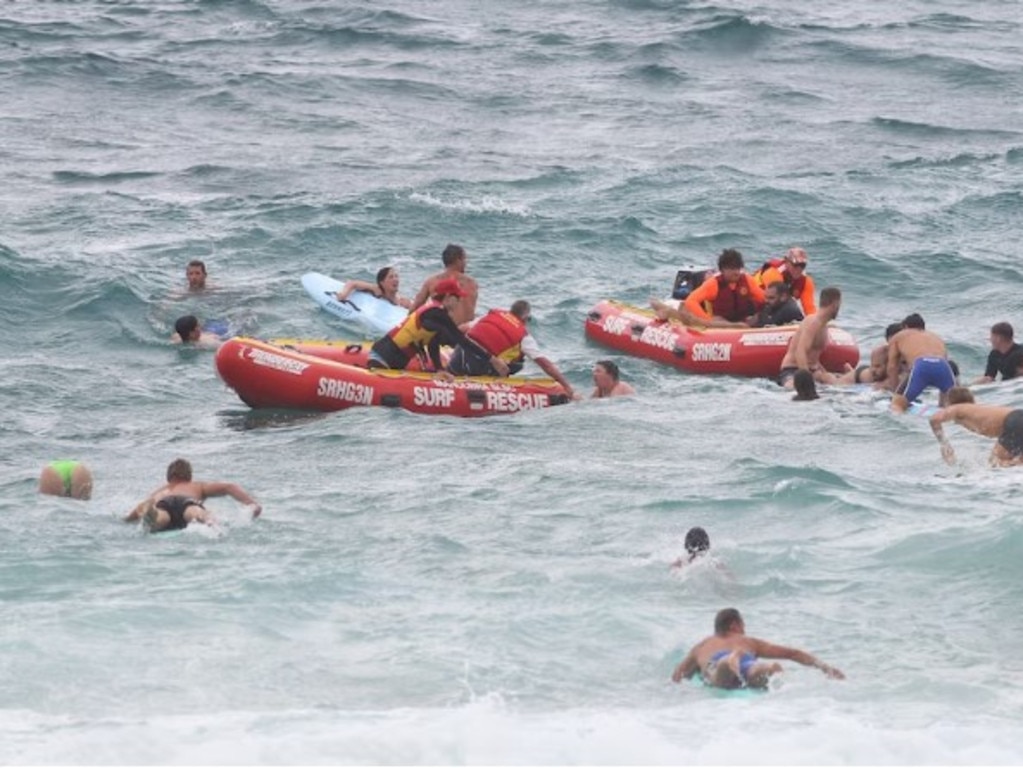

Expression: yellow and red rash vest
xmin=708 ymin=273 xmax=759 ymax=322
xmin=466 ymin=309 xmax=528 ymax=364
xmin=370 ymin=300 xmax=443 ymax=368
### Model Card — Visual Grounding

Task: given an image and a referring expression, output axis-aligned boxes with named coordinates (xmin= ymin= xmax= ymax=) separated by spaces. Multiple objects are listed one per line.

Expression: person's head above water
xmin=684 ymin=526 xmax=710 ymax=560
xmin=174 ymin=315 xmax=200 ymax=342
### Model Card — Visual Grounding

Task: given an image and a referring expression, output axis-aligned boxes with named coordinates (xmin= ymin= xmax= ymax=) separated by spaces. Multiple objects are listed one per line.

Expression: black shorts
xmin=997 ymin=410 xmax=1023 ymax=457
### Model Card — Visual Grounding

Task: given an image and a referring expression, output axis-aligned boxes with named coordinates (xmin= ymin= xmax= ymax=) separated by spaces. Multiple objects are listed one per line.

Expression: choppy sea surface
xmin=2 ymin=1 xmax=1022 ymax=764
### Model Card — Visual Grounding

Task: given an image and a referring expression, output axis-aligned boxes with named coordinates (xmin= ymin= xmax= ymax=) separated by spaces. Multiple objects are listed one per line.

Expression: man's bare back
xmin=887 ymin=328 xmax=947 ymax=382
xmin=935 ymin=403 xmax=1013 ymax=439
xmin=412 ymin=270 xmax=478 ymax=326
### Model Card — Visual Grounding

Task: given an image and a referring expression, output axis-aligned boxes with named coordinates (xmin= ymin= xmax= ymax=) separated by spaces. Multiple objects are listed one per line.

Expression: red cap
xmin=432 ymin=278 xmax=466 ymax=298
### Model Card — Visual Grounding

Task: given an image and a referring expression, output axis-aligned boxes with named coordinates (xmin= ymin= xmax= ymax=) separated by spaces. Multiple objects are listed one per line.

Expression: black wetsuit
xmin=750 ymin=298 xmax=804 ymax=328
xmin=984 ymin=343 xmax=1022 ymax=381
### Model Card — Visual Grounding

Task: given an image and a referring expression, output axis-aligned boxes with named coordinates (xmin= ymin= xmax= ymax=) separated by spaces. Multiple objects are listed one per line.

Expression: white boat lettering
xmin=639 ymin=324 xmax=677 ymax=352
xmin=690 ymin=342 xmax=732 ymax=362
xmin=738 ymin=332 xmax=791 ymax=347
xmin=248 ymin=348 xmax=310 ymax=375
xmin=486 ymin=391 xmax=548 ymax=412
xmin=413 ymin=386 xmax=456 ymax=408
xmin=602 ymin=315 xmax=629 ymax=335
xmin=316 ymin=377 xmax=374 ymax=405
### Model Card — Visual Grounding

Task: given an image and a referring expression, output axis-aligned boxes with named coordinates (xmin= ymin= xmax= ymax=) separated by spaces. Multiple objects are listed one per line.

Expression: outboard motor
xmin=671 ymin=266 xmax=710 ymax=300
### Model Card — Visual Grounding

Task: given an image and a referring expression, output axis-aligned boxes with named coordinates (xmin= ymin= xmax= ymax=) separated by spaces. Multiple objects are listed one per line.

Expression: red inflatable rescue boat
xmin=215 ymin=337 xmax=570 ymax=417
xmin=584 ymin=300 xmax=859 ymax=377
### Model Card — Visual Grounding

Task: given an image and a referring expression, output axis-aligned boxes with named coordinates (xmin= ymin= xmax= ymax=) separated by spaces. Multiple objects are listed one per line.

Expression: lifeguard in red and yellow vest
xmin=683 ymin=248 xmax=765 ymax=323
xmin=753 ymin=247 xmax=817 ymax=316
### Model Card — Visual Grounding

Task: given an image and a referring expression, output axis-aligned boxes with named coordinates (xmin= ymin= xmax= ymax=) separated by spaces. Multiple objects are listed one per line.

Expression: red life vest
xmin=708 ymin=273 xmax=758 ymax=322
xmin=467 ymin=309 xmax=528 ymax=363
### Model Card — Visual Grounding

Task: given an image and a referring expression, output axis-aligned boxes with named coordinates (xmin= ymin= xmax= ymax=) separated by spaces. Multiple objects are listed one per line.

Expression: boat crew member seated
xmin=683 ymin=248 xmax=765 ymax=324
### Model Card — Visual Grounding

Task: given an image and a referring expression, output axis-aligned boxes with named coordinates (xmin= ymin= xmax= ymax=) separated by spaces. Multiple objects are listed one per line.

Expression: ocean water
xmin=2 ymin=0 xmax=1023 ymax=764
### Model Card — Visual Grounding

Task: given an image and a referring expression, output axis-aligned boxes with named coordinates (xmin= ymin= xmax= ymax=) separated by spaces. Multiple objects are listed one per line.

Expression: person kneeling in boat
xmin=335 ymin=266 xmax=413 ymax=309
xmin=367 ymin=278 xmax=507 ymax=377
xmin=671 ymin=608 xmax=844 ymax=690
xmin=124 ymin=458 xmax=261 ymax=533
xmin=681 ymin=248 xmax=765 ymax=324
xmin=447 ymin=300 xmax=577 ymax=398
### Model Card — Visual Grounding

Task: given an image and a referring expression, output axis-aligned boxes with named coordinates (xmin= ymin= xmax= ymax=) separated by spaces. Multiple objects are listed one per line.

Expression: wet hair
xmin=714 ymin=608 xmax=743 ymax=636
xmin=717 ymin=248 xmax=744 ymax=271
xmin=375 ymin=266 xmax=395 ymax=290
xmin=885 ymin=322 xmax=904 ymax=341
xmin=174 ymin=315 xmax=199 ymax=341
xmin=685 ymin=527 xmax=710 ymax=559
xmin=441 ymin=244 xmax=466 ymax=266
xmin=166 ymin=458 xmax=193 ymax=483
xmin=792 ymin=368 xmax=819 ymax=401
xmin=595 ymin=359 xmax=620 ymax=382
xmin=948 ymin=359 xmax=960 ymax=379
xmin=767 ymin=280 xmax=790 ymax=298
xmin=510 ymin=299 xmax=531 ymax=320
xmin=991 ymin=321 xmax=1014 ymax=341
xmin=819 ymin=286 xmax=841 ymax=307
xmin=947 ymin=386 xmax=975 ymax=405
xmin=187 ymin=259 xmax=207 ymax=274
xmin=902 ymin=313 xmax=925 ymax=330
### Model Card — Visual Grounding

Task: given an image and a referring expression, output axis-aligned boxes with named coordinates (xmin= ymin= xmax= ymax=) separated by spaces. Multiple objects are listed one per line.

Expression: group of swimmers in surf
xmin=655 ymin=247 xmax=1023 ymax=467
xmin=37 ymin=247 xmax=1018 ymax=690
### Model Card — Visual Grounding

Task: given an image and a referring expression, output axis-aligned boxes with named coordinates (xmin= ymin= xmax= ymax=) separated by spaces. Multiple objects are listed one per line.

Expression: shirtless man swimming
xmin=776 ymin=286 xmax=842 ymax=389
xmin=929 ymin=387 xmax=1023 ymax=467
xmin=125 ymin=458 xmax=261 ymax=533
xmin=410 ymin=244 xmax=478 ymax=328
xmin=887 ymin=313 xmax=955 ymax=413
xmin=671 ymin=608 xmax=844 ymax=690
